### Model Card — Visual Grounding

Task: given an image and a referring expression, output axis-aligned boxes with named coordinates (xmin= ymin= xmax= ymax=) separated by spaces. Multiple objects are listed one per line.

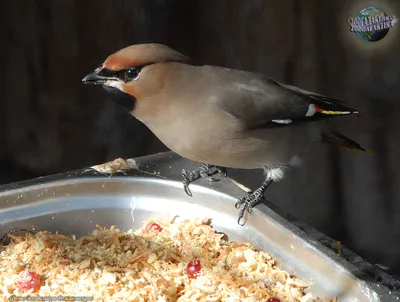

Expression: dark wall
xmin=1 ymin=0 xmax=400 ymax=277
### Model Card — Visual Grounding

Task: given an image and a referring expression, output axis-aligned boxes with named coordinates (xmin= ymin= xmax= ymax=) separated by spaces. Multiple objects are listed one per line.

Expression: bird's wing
xmin=209 ymin=69 xmax=359 ymax=129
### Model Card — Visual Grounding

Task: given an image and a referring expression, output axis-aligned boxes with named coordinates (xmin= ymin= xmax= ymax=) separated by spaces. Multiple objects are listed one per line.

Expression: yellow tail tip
xmin=344 ymin=147 xmax=374 ymax=155
xmin=367 ymin=149 xmax=375 ymax=156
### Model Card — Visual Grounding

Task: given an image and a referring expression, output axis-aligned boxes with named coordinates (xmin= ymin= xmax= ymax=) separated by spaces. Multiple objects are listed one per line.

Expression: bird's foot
xmin=182 ymin=164 xmax=227 ymax=197
xmin=235 ymin=178 xmax=273 ymax=226
xmin=235 ymin=189 xmax=266 ymax=226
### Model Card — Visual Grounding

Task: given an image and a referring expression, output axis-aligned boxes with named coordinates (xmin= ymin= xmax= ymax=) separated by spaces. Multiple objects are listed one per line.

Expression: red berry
xmin=267 ymin=298 xmax=280 ymax=302
xmin=186 ymin=259 xmax=202 ymax=279
xmin=17 ymin=271 xmax=41 ymax=292
xmin=145 ymin=222 xmax=163 ymax=234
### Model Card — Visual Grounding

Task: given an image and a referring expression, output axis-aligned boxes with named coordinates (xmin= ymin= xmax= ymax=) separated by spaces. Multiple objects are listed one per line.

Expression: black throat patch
xmin=102 ymin=86 xmax=136 ymax=112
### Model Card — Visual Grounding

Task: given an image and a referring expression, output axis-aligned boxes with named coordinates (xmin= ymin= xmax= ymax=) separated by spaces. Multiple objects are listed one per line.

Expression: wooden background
xmin=1 ymin=0 xmax=400 ymax=278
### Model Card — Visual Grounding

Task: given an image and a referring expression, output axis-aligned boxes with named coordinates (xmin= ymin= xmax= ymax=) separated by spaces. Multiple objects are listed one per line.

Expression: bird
xmin=82 ymin=43 xmax=367 ymax=225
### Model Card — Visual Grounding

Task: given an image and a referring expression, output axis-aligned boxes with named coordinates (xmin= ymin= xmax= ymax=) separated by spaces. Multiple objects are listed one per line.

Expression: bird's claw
xmin=235 ymin=189 xmax=266 ymax=225
xmin=182 ymin=169 xmax=197 ymax=197
xmin=182 ymin=164 xmax=227 ymax=196
xmin=200 ymin=171 xmax=219 ymax=182
xmin=200 ymin=166 xmax=227 ymax=182
xmin=183 ymin=183 xmax=193 ymax=197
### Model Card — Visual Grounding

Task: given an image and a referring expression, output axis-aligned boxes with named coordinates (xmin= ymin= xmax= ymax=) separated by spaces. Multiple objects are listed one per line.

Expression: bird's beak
xmin=82 ymin=71 xmax=106 ymax=85
xmin=82 ymin=67 xmax=113 ymax=85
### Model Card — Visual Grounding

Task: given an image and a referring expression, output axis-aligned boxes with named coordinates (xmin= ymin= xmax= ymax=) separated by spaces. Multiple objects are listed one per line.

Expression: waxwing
xmin=83 ymin=43 xmax=366 ymax=225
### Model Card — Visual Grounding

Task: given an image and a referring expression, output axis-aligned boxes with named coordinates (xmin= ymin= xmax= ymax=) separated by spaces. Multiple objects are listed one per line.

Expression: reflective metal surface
xmin=0 ymin=152 xmax=399 ymax=301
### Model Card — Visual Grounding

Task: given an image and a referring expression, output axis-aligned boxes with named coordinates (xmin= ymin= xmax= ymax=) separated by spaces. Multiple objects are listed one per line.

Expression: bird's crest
xmin=103 ymin=43 xmax=190 ymax=71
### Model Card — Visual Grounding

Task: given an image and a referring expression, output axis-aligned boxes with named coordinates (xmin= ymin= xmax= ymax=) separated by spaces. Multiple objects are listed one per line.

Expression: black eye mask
xmin=98 ymin=66 xmax=144 ymax=83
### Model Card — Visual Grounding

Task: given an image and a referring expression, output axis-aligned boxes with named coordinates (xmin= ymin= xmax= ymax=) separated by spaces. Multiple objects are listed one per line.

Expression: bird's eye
xmin=124 ymin=68 xmax=140 ymax=81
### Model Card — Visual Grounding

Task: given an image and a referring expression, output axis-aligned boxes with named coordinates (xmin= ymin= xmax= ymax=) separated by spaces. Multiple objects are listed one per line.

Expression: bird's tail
xmin=321 ymin=130 xmax=373 ymax=154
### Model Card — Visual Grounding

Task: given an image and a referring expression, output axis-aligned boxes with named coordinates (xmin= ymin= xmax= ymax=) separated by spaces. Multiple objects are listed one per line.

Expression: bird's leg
xmin=235 ymin=176 xmax=273 ymax=226
xmin=182 ymin=164 xmax=227 ymax=197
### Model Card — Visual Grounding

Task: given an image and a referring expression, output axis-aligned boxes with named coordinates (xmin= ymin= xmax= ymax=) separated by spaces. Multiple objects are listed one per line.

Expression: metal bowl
xmin=0 ymin=152 xmax=398 ymax=301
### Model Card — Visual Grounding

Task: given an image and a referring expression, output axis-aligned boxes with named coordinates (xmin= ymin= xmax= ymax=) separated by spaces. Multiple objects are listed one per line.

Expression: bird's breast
xmin=143 ymin=112 xmax=229 ymax=162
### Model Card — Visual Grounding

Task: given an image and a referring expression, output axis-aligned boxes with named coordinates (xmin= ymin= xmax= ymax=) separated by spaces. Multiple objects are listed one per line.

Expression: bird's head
xmin=82 ymin=43 xmax=190 ymax=112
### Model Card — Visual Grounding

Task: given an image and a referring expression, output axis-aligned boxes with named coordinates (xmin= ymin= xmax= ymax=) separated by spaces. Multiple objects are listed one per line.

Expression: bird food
xmin=0 ymin=218 xmax=335 ymax=301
